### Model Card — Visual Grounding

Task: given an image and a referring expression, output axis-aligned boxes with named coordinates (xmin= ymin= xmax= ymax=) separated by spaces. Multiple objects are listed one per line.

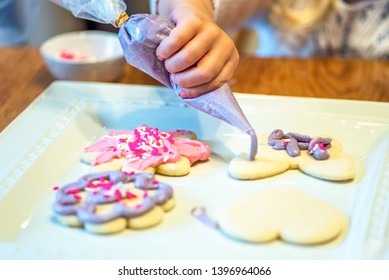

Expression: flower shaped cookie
xmin=81 ymin=125 xmax=210 ymax=176
xmin=52 ymin=171 xmax=175 ymax=234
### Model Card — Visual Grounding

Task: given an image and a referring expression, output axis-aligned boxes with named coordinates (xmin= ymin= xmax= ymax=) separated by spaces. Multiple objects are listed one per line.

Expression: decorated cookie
xmin=193 ymin=187 xmax=347 ymax=245
xmin=229 ymin=129 xmax=355 ymax=181
xmin=52 ymin=171 xmax=175 ymax=234
xmin=81 ymin=125 xmax=210 ymax=176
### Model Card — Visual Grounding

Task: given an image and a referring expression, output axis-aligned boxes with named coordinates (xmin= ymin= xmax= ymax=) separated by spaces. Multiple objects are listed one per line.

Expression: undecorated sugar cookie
xmin=229 ymin=129 xmax=355 ymax=181
xmin=52 ymin=171 xmax=175 ymax=234
xmin=82 ymin=125 xmax=210 ymax=176
xmin=217 ymin=187 xmax=347 ymax=245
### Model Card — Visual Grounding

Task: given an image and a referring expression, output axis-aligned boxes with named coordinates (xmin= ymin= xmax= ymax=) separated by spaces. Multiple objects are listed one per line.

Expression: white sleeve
xmin=149 ymin=0 xmax=268 ymax=28
xmin=149 ymin=0 xmax=158 ymax=14
xmin=212 ymin=0 xmax=268 ymax=29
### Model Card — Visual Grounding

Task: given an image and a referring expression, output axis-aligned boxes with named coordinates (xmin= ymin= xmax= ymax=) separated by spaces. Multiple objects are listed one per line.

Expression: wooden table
xmin=1 ymin=47 xmax=388 ymax=132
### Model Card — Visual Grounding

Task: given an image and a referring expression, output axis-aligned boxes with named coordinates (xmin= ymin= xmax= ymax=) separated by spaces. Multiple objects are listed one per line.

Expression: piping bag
xmin=51 ymin=0 xmax=258 ymax=160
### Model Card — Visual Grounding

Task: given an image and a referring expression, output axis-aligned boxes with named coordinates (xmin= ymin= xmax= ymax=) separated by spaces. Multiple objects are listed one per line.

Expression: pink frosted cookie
xmin=81 ymin=125 xmax=210 ymax=176
xmin=52 ymin=171 xmax=175 ymax=234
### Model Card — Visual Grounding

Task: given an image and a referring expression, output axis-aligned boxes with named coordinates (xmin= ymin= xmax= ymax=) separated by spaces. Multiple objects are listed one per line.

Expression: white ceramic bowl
xmin=40 ymin=31 xmax=125 ymax=82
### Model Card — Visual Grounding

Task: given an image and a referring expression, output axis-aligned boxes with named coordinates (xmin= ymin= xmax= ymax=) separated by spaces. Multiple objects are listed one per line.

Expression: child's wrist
xmin=153 ymin=0 xmax=215 ymax=19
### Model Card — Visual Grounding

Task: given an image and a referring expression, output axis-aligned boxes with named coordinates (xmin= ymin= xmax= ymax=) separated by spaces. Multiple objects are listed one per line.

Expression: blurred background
xmin=0 ymin=0 xmax=263 ymax=56
xmin=0 ymin=0 xmax=279 ymax=56
xmin=0 ymin=0 xmax=150 ymax=47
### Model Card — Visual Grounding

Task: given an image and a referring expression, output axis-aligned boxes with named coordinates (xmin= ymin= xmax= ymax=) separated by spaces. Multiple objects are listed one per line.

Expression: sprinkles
xmin=114 ymin=189 xmax=122 ymax=202
xmin=59 ymin=50 xmax=88 ymax=61
xmin=66 ymin=189 xmax=81 ymax=194
xmin=93 ymin=125 xmax=176 ymax=165
xmin=126 ymin=191 xmax=137 ymax=199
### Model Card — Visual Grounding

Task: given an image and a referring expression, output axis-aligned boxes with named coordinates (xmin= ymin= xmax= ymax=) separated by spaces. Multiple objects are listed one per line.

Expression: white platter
xmin=0 ymin=81 xmax=388 ymax=260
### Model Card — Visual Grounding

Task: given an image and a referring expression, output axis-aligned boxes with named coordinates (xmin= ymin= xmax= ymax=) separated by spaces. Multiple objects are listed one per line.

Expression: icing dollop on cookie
xmin=268 ymin=129 xmax=331 ymax=160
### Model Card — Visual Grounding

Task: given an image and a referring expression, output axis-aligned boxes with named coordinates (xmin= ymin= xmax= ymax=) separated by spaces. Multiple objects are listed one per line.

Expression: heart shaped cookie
xmin=229 ymin=130 xmax=355 ymax=181
xmin=218 ymin=187 xmax=347 ymax=245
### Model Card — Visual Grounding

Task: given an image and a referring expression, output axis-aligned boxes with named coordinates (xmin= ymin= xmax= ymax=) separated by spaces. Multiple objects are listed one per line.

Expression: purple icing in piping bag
xmin=118 ymin=14 xmax=258 ymax=160
xmin=118 ymin=14 xmax=173 ymax=88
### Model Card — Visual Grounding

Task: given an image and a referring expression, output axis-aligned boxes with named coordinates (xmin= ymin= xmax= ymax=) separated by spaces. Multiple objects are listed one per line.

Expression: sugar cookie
xmin=82 ymin=125 xmax=210 ymax=176
xmin=229 ymin=129 xmax=355 ymax=181
xmin=216 ymin=187 xmax=347 ymax=245
xmin=52 ymin=171 xmax=175 ymax=234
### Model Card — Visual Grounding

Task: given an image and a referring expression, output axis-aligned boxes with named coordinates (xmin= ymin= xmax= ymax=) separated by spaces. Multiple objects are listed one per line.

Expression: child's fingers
xmin=177 ymin=58 xmax=239 ymax=99
xmin=156 ymin=23 xmax=196 ymax=61
xmin=171 ymin=41 xmax=238 ymax=88
xmin=163 ymin=31 xmax=214 ymax=74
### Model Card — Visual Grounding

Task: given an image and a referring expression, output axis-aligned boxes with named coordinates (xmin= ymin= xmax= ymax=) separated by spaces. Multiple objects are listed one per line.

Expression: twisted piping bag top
xmin=118 ymin=14 xmax=258 ymax=160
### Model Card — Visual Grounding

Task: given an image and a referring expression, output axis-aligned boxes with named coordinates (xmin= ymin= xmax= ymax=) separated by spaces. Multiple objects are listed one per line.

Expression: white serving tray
xmin=0 ymin=81 xmax=388 ymax=260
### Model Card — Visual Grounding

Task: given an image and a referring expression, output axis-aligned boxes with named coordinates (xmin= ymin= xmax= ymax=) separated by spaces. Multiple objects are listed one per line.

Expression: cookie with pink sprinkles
xmin=81 ymin=125 xmax=211 ymax=176
xmin=52 ymin=171 xmax=175 ymax=234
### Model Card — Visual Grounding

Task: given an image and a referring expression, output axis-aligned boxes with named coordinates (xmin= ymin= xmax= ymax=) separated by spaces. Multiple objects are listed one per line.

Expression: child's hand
xmin=157 ymin=0 xmax=239 ymax=98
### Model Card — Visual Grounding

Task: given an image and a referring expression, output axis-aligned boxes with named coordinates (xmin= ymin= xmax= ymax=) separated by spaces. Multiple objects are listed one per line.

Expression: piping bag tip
xmin=248 ymin=129 xmax=258 ymax=160
xmin=181 ymin=83 xmax=258 ymax=161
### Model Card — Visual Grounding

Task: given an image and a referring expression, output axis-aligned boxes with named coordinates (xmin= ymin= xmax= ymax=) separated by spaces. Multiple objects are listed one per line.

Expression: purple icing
xmin=52 ymin=171 xmax=174 ymax=224
xmin=268 ymin=129 xmax=284 ymax=141
xmin=268 ymin=129 xmax=332 ymax=160
xmin=308 ymin=137 xmax=332 ymax=160
xmin=268 ymin=139 xmax=285 ymax=150
xmin=285 ymin=138 xmax=301 ymax=157
xmin=312 ymin=147 xmax=330 ymax=160
xmin=298 ymin=142 xmax=309 ymax=150
xmin=191 ymin=207 xmax=219 ymax=230
xmin=118 ymin=14 xmax=173 ymax=88
xmin=285 ymin=132 xmax=311 ymax=143
xmin=308 ymin=137 xmax=332 ymax=152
